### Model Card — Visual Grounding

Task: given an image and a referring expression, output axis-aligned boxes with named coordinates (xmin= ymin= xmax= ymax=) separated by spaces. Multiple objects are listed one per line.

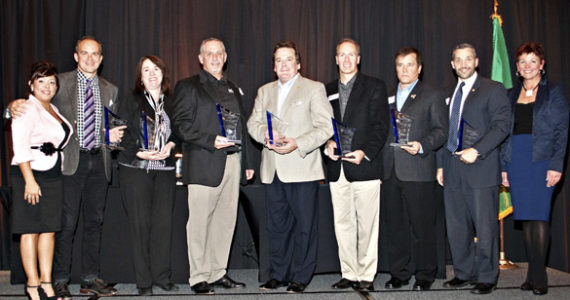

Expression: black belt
xmin=80 ymin=147 xmax=101 ymax=154
xmin=225 ymin=150 xmax=239 ymax=155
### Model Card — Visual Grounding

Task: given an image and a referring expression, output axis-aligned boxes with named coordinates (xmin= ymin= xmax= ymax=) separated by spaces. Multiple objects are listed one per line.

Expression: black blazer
xmin=324 ymin=73 xmax=390 ymax=182
xmin=168 ymin=71 xmax=250 ymax=186
xmin=382 ymin=82 xmax=448 ymax=182
xmin=501 ymin=78 xmax=569 ymax=172
xmin=438 ymin=75 xmax=511 ymax=189
xmin=117 ymin=91 xmax=178 ymax=169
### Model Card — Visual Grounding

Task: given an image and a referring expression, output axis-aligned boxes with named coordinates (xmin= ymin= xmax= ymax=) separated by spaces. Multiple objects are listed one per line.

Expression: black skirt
xmin=10 ymin=162 xmax=63 ymax=234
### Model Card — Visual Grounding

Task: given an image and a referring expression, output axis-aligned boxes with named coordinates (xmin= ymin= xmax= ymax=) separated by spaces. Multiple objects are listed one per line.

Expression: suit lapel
xmin=278 ymin=76 xmax=303 ymax=118
xmin=328 ymin=82 xmax=342 ymax=121
xmin=400 ymin=81 xmax=422 ymax=113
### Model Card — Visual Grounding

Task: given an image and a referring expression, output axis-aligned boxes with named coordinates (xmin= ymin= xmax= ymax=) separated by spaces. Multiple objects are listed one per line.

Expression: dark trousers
xmin=383 ymin=171 xmax=438 ymax=282
xmin=264 ymin=175 xmax=318 ymax=285
xmin=53 ymin=152 xmax=109 ymax=282
xmin=444 ymin=183 xmax=499 ymax=284
xmin=119 ymin=165 xmax=175 ymax=288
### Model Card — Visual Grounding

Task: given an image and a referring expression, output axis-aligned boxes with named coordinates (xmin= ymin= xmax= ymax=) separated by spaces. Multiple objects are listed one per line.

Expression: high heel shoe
xmin=25 ymin=285 xmax=41 ymax=300
xmin=40 ymin=282 xmax=58 ymax=300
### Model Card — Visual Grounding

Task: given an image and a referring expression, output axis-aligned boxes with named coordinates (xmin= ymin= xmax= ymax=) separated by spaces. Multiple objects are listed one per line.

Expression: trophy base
xmin=226 ymin=139 xmax=242 ymax=145
xmin=389 ymin=142 xmax=411 ymax=147
xmin=105 ymin=145 xmax=125 ymax=151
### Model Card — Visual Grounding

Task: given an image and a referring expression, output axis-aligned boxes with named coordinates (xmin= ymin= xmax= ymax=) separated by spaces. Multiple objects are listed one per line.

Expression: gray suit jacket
xmin=247 ymin=75 xmax=333 ymax=183
xmin=383 ymin=82 xmax=448 ymax=182
xmin=53 ymin=70 xmax=119 ymax=181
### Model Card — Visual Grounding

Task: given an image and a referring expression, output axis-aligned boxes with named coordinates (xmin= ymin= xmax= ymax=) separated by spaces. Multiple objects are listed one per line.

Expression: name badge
xmin=328 ymin=93 xmax=339 ymax=101
xmin=445 ymin=97 xmax=450 ymax=105
xmin=388 ymin=95 xmax=395 ymax=104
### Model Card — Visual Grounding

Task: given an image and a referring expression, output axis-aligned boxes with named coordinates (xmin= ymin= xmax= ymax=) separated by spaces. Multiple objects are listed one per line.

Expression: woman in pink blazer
xmin=11 ymin=61 xmax=72 ymax=300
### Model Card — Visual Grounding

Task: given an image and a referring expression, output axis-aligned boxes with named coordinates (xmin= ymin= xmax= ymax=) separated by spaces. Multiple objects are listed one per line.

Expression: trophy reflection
xmin=103 ymin=106 xmax=127 ymax=150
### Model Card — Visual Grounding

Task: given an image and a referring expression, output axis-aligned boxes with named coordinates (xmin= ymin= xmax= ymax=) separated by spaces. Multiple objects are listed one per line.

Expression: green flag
xmin=491 ymin=16 xmax=513 ymax=89
xmin=499 ymin=185 xmax=513 ymax=220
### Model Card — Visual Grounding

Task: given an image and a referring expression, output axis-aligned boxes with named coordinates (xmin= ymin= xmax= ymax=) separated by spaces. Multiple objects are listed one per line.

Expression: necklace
xmin=522 ymin=83 xmax=538 ymax=97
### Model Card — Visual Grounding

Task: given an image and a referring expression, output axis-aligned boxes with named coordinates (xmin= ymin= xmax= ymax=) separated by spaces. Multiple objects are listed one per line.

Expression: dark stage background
xmin=2 ymin=0 xmax=570 ymax=273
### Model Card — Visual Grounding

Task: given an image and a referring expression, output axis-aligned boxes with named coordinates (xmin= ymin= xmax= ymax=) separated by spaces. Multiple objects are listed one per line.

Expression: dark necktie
xmin=446 ymin=82 xmax=465 ymax=152
xmin=83 ymin=79 xmax=95 ymax=149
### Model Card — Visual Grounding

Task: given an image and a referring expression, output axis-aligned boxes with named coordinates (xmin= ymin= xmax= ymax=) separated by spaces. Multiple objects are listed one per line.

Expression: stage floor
xmin=1 ymin=264 xmax=570 ymax=299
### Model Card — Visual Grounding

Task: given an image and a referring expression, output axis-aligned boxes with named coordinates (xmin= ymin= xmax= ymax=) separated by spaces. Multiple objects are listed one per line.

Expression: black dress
xmin=10 ymin=123 xmax=70 ymax=234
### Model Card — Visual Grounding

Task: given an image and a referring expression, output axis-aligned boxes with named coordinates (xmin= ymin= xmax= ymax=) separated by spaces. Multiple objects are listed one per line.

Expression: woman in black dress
xmin=117 ymin=55 xmax=178 ymax=295
xmin=11 ymin=61 xmax=72 ymax=300
xmin=501 ymin=42 xmax=569 ymax=295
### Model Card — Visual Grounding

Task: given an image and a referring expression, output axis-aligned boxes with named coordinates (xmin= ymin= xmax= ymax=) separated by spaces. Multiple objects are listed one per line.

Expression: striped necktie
xmin=446 ymin=82 xmax=465 ymax=152
xmin=83 ymin=79 xmax=95 ymax=150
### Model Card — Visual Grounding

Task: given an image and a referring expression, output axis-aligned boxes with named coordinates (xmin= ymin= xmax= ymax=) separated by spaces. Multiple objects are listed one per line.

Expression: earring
xmin=515 ymin=71 xmax=521 ymax=77
xmin=540 ymin=69 xmax=546 ymax=76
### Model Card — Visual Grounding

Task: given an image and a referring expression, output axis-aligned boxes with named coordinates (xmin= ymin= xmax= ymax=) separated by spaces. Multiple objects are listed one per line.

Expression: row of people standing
xmin=8 ymin=36 xmax=567 ymax=299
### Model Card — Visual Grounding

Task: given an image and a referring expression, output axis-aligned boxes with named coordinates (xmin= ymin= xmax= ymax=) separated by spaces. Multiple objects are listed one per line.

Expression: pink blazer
xmin=11 ymin=95 xmax=73 ymax=171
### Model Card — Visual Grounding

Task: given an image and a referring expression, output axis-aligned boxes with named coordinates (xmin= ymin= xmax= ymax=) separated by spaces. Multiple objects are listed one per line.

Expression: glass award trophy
xmin=216 ymin=103 xmax=241 ymax=144
xmin=389 ymin=108 xmax=413 ymax=147
xmin=332 ymin=118 xmax=356 ymax=157
xmin=266 ymin=110 xmax=288 ymax=146
xmin=103 ymin=106 xmax=127 ymax=150
xmin=456 ymin=118 xmax=479 ymax=152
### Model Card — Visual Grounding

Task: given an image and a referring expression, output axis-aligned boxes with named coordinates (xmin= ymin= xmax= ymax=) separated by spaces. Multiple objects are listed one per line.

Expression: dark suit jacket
xmin=501 ymin=78 xmax=569 ymax=172
xmin=117 ymin=91 xmax=179 ymax=169
xmin=438 ymin=75 xmax=511 ymax=189
xmin=168 ymin=70 xmax=250 ymax=186
xmin=53 ymin=70 xmax=119 ymax=181
xmin=324 ymin=73 xmax=390 ymax=182
xmin=382 ymin=82 xmax=448 ymax=182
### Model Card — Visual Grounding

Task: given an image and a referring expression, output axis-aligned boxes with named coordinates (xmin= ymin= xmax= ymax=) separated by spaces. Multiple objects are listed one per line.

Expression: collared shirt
xmin=338 ymin=72 xmax=358 ymax=119
xmin=449 ymin=72 xmax=478 ymax=130
xmin=277 ymin=73 xmax=299 ymax=116
xmin=76 ymin=70 xmax=102 ymax=148
xmin=396 ymin=78 xmax=419 ymax=111
xmin=201 ymin=70 xmax=240 ymax=114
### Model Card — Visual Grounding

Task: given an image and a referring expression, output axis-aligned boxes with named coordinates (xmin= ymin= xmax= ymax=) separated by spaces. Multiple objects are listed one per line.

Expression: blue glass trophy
xmin=332 ymin=118 xmax=356 ymax=157
xmin=103 ymin=106 xmax=127 ymax=150
xmin=216 ymin=103 xmax=241 ymax=144
xmin=266 ymin=110 xmax=287 ymax=146
xmin=389 ymin=108 xmax=413 ymax=147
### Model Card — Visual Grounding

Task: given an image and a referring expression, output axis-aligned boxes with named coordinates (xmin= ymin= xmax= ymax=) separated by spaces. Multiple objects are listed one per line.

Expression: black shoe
xmin=443 ymin=277 xmax=472 ymax=289
xmin=533 ymin=286 xmax=548 ymax=295
xmin=331 ymin=278 xmax=357 ymax=289
xmin=155 ymin=282 xmax=178 ymax=292
xmin=286 ymin=282 xmax=306 ymax=293
xmin=212 ymin=275 xmax=246 ymax=289
xmin=191 ymin=281 xmax=214 ymax=294
xmin=385 ymin=277 xmax=409 ymax=289
xmin=259 ymin=279 xmax=288 ymax=290
xmin=80 ymin=278 xmax=118 ymax=296
xmin=470 ymin=283 xmax=496 ymax=294
xmin=413 ymin=280 xmax=433 ymax=291
xmin=520 ymin=281 xmax=533 ymax=291
xmin=137 ymin=287 xmax=153 ymax=296
xmin=358 ymin=281 xmax=374 ymax=292
xmin=54 ymin=282 xmax=72 ymax=299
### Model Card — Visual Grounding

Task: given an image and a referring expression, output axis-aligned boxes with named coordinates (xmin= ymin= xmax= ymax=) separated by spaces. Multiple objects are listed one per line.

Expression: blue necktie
xmin=446 ymin=82 xmax=465 ymax=152
xmin=83 ymin=79 xmax=95 ymax=149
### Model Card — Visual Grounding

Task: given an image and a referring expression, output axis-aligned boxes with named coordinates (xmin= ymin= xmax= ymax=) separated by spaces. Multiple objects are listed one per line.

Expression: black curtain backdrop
xmin=1 ymin=0 xmax=570 ymax=270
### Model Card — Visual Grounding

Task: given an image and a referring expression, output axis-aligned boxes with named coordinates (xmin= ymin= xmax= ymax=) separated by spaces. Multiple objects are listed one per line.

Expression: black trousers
xmin=264 ymin=175 xmax=318 ymax=285
xmin=382 ymin=171 xmax=438 ymax=282
xmin=54 ymin=152 xmax=109 ymax=282
xmin=119 ymin=165 xmax=176 ymax=288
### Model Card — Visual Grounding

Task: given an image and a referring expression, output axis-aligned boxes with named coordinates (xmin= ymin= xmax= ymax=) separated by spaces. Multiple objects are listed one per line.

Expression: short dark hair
xmin=514 ymin=42 xmax=545 ymax=62
xmin=273 ymin=40 xmax=301 ymax=64
xmin=134 ymin=55 xmax=171 ymax=96
xmin=75 ymin=35 xmax=103 ymax=54
xmin=451 ymin=43 xmax=477 ymax=60
xmin=336 ymin=38 xmax=360 ymax=55
xmin=395 ymin=47 xmax=422 ymax=66
xmin=28 ymin=60 xmax=58 ymax=95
